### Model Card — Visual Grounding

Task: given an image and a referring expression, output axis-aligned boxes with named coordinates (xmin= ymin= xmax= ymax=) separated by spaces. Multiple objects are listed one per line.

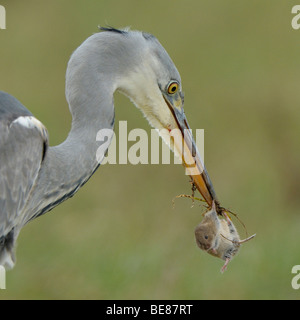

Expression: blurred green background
xmin=0 ymin=0 xmax=299 ymax=300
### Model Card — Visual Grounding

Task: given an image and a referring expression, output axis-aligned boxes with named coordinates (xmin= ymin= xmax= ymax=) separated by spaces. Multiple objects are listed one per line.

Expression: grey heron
xmin=0 ymin=27 xmax=217 ymax=269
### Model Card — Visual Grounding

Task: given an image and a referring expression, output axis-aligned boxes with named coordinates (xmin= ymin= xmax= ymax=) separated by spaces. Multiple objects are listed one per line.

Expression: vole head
xmin=195 ymin=223 xmax=218 ymax=251
xmin=195 ymin=201 xmax=220 ymax=251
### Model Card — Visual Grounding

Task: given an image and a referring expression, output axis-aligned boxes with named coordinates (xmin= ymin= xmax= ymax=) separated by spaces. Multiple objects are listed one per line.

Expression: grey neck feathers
xmin=22 ymin=34 xmax=117 ymax=224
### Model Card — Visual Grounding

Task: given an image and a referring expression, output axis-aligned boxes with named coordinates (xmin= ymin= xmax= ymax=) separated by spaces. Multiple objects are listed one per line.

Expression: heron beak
xmin=163 ymin=94 xmax=217 ymax=207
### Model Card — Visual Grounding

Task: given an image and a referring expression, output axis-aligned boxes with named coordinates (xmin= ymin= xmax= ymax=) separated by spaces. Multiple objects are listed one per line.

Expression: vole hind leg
xmin=221 ymin=258 xmax=231 ymax=273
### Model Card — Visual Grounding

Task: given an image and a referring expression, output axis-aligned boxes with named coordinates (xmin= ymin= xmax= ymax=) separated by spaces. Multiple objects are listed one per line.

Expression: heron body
xmin=0 ymin=28 xmax=217 ymax=269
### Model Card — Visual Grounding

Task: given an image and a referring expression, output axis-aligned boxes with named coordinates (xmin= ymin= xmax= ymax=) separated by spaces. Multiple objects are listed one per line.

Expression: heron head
xmin=102 ymin=28 xmax=217 ymax=205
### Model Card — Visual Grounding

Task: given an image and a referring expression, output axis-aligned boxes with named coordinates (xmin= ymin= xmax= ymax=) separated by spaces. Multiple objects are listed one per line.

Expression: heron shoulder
xmin=0 ymin=91 xmax=33 ymax=124
xmin=0 ymin=91 xmax=48 ymax=147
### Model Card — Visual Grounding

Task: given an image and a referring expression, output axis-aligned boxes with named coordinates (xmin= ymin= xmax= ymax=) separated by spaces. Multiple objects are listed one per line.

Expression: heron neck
xmin=24 ymin=75 xmax=116 ymax=223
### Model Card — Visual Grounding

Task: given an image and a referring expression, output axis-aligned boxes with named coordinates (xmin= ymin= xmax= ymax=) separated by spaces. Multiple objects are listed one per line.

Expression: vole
xmin=195 ymin=201 xmax=256 ymax=273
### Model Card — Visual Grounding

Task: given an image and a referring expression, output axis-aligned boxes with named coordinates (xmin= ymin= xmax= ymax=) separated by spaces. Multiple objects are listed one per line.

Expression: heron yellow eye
xmin=167 ymin=82 xmax=179 ymax=94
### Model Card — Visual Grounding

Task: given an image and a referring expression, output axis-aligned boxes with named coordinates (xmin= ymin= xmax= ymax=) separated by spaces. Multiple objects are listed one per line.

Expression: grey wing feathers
xmin=0 ymin=92 xmax=48 ymax=237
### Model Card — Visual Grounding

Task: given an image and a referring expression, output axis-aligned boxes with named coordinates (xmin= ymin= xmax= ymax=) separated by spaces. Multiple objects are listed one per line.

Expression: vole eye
xmin=204 ymin=235 xmax=208 ymax=240
xmin=167 ymin=81 xmax=179 ymax=94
